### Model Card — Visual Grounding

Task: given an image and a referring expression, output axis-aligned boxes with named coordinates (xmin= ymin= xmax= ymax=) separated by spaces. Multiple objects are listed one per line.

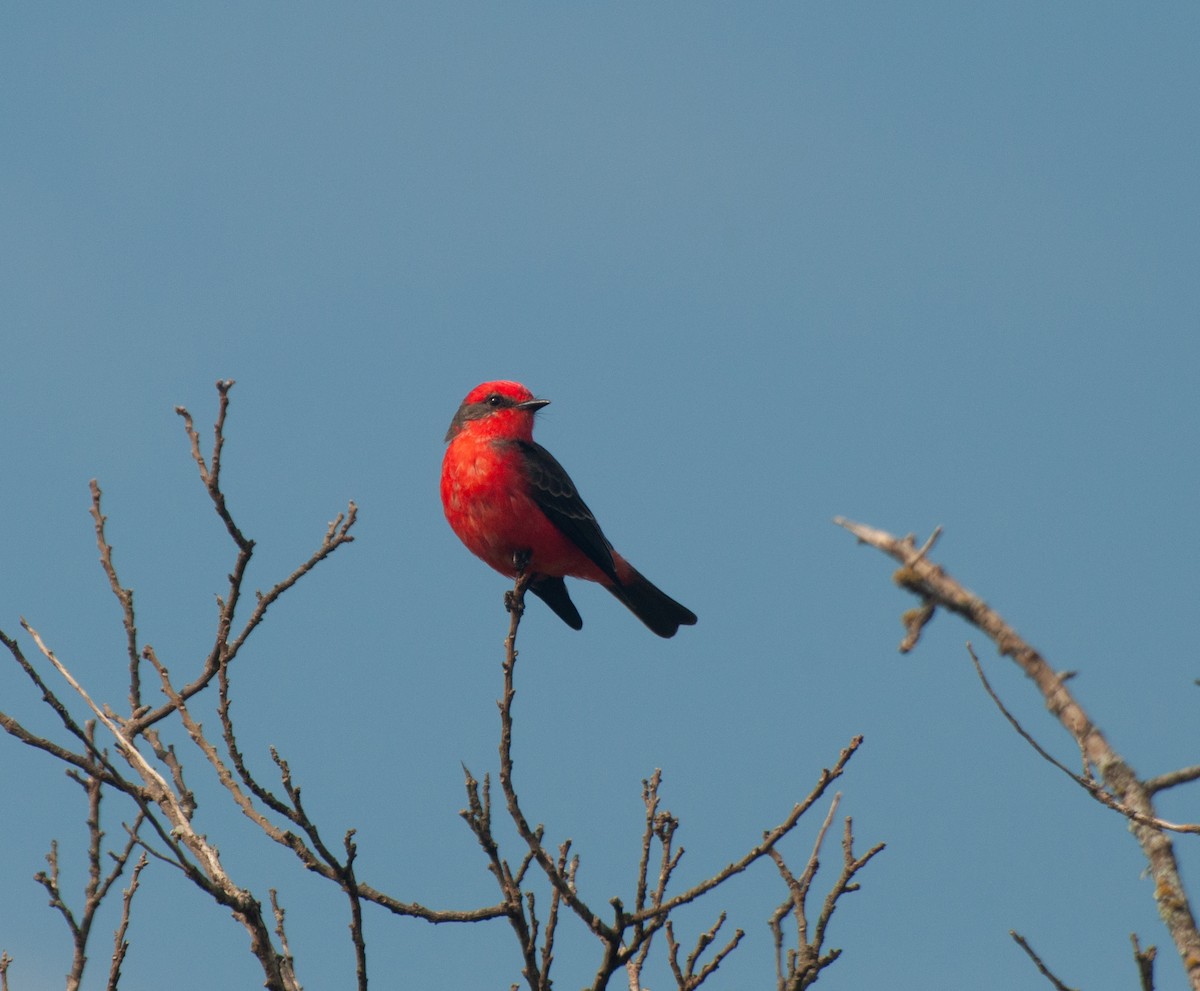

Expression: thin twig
xmin=767 ymin=795 xmax=881 ymax=990
xmin=89 ymin=480 xmax=142 ymax=714
xmin=128 ymin=382 xmax=357 ymax=736
xmin=343 ymin=831 xmax=368 ymax=991
xmin=107 ymin=852 xmax=147 ymax=991
xmin=269 ymin=890 xmax=301 ymax=991
xmin=665 ymin=914 xmax=743 ymax=990
xmin=497 ymin=569 xmax=610 ymax=944
xmin=967 ymin=644 xmax=1199 ymax=834
xmin=1010 ymin=930 xmax=1078 ymax=991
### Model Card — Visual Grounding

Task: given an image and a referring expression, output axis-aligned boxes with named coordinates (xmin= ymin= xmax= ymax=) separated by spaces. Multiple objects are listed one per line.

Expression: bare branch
xmin=342 ymin=832 xmax=368 ymax=991
xmin=30 ymin=732 xmax=147 ymax=991
xmin=665 ymin=914 xmax=744 ymax=990
xmin=461 ymin=761 xmax=543 ymax=988
xmin=1146 ymin=766 xmax=1200 ymax=795
xmin=837 ymin=517 xmax=1200 ymax=989
xmin=968 ymin=644 xmax=1199 ymax=834
xmin=128 ymin=382 xmax=357 ymax=737
xmin=490 ymin=566 xmax=874 ymax=990
xmin=268 ymin=890 xmax=301 ymax=991
xmin=629 ymin=737 xmax=864 ymax=927
xmin=1010 ymin=931 xmax=1078 ymax=991
xmin=768 ymin=793 xmax=882 ymax=990
xmin=24 ymin=621 xmax=300 ymax=990
xmin=497 ymin=569 xmax=611 ymax=948
xmin=175 ymin=379 xmax=249 ymax=549
xmin=0 ymin=628 xmax=111 ymax=776
xmin=1132 ymin=933 xmax=1157 ymax=991
xmin=7 ymin=387 xmax=517 ymax=990
xmin=107 ymin=852 xmax=147 ymax=991
xmin=89 ymin=480 xmax=142 ymax=713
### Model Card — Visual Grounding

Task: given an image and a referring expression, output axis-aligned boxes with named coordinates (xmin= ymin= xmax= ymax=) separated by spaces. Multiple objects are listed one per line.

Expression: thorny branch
xmin=836 ymin=517 xmax=1200 ymax=991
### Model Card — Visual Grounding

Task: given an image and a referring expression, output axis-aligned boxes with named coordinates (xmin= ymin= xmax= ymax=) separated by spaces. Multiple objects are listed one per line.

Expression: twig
xmin=269 ymin=890 xmax=301 ymax=991
xmin=837 ymin=517 xmax=1200 ymax=990
xmin=1132 ymin=933 xmax=1157 ymax=991
xmin=497 ymin=569 xmax=609 ymax=946
xmin=769 ymin=796 xmax=883 ymax=990
xmin=107 ymin=852 xmax=147 ymax=991
xmin=491 ymin=567 xmax=872 ymax=990
xmin=6 ymin=383 xmax=511 ymax=991
xmin=31 ymin=729 xmax=146 ymax=991
xmin=342 ymin=831 xmax=367 ymax=991
xmin=665 ymin=914 xmax=743 ymax=990
xmin=967 ymin=644 xmax=1199 ymax=834
xmin=89 ymin=480 xmax=142 ymax=714
xmin=628 ymin=738 xmax=864 ymax=928
xmin=127 ymin=382 xmax=357 ymax=736
xmin=25 ymin=621 xmax=300 ymax=990
xmin=1146 ymin=766 xmax=1200 ymax=795
xmin=1010 ymin=930 xmax=1078 ymax=991
xmin=0 ymin=629 xmax=114 ymax=778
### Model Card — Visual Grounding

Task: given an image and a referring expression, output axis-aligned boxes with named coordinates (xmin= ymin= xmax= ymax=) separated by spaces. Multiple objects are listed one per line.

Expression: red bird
xmin=441 ymin=381 xmax=697 ymax=638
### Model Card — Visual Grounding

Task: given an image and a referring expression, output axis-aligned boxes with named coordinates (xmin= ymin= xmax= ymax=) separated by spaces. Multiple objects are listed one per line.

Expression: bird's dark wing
xmin=511 ymin=439 xmax=619 ymax=583
xmin=529 ymin=575 xmax=584 ymax=630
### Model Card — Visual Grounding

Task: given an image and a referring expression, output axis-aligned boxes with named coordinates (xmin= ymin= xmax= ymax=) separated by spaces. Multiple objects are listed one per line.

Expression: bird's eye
xmin=486 ymin=394 xmax=503 ymax=407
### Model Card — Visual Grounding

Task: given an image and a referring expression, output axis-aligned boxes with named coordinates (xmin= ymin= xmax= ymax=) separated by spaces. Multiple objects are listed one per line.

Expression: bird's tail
xmin=606 ymin=562 xmax=697 ymax=639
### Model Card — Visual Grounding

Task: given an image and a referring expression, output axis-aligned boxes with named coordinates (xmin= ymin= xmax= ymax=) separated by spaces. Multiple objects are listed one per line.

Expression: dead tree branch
xmin=1010 ymin=930 xmax=1078 ymax=991
xmin=1132 ymin=933 xmax=1157 ymax=991
xmin=107 ymin=852 xmax=147 ymax=991
xmin=967 ymin=645 xmax=1199 ymax=834
xmin=768 ymin=796 xmax=884 ymax=990
xmin=459 ymin=567 xmax=877 ymax=990
xmin=31 ymin=724 xmax=146 ymax=991
xmin=1 ymin=382 xmax=507 ymax=989
xmin=836 ymin=517 xmax=1200 ymax=990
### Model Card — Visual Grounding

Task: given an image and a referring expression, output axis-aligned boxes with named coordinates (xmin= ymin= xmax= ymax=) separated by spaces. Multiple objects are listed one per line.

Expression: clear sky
xmin=2 ymin=4 xmax=1198 ymax=989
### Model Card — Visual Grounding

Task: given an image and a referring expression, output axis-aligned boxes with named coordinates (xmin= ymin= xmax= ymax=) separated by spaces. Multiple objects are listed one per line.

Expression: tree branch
xmin=1010 ymin=930 xmax=1078 ymax=991
xmin=837 ymin=517 xmax=1200 ymax=990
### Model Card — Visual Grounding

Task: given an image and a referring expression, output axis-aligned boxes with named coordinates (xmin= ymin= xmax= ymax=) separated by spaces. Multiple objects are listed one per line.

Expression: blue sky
xmin=2 ymin=4 xmax=1198 ymax=989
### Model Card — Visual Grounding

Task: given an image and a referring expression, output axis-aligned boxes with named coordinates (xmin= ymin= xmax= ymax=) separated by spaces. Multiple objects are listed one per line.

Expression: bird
xmin=440 ymin=380 xmax=697 ymax=638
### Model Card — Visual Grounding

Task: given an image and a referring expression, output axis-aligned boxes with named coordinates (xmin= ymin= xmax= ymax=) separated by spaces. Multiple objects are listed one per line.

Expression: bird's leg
xmin=505 ymin=549 xmax=533 ymax=615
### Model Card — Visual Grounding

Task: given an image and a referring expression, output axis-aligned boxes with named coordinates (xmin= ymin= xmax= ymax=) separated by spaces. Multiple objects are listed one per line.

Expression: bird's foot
xmin=505 ymin=550 xmax=532 ymax=615
xmin=511 ymin=548 xmax=531 ymax=576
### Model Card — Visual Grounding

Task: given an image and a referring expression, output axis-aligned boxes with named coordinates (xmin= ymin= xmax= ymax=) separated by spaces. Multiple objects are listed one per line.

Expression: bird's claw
xmin=511 ymin=549 xmax=531 ymax=575
xmin=505 ymin=550 xmax=533 ymax=615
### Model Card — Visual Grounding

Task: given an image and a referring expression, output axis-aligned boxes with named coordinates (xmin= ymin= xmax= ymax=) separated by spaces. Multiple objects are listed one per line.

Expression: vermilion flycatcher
xmin=441 ymin=381 xmax=697 ymax=638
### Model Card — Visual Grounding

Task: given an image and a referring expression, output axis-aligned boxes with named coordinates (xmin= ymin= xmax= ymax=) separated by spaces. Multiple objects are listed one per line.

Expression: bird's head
xmin=445 ymin=380 xmax=550 ymax=442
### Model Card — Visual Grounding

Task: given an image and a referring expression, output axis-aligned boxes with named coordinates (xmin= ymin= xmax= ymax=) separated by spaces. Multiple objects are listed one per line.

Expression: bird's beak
xmin=518 ymin=398 xmax=550 ymax=412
